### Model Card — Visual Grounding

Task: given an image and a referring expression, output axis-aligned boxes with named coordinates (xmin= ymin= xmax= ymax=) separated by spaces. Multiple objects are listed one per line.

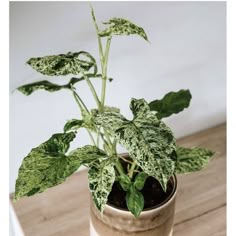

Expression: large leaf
xmin=149 ymin=90 xmax=192 ymax=119
xmin=14 ymin=132 xmax=106 ymax=200
xmin=126 ymin=184 xmax=144 ymax=217
xmin=27 ymin=51 xmax=97 ymax=76
xmin=175 ymin=146 xmax=214 ymax=174
xmin=99 ymin=18 xmax=148 ymax=41
xmin=88 ymin=159 xmax=116 ymax=213
xmin=95 ymin=98 xmax=176 ymax=191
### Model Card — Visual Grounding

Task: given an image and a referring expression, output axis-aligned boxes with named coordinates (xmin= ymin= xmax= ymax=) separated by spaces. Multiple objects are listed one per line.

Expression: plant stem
xmin=101 ymin=37 xmax=112 ymax=110
xmin=82 ymin=72 xmax=101 ymax=110
xmin=70 ymin=87 xmax=96 ymax=146
xmin=71 ymin=86 xmax=90 ymax=113
xmin=128 ymin=161 xmax=137 ymax=179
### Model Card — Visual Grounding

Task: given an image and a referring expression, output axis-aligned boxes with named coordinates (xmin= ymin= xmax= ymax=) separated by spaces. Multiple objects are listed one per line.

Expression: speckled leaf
xmin=27 ymin=51 xmax=97 ymax=76
xmin=14 ymin=132 xmax=106 ymax=201
xmin=175 ymin=146 xmax=214 ymax=174
xmin=94 ymin=111 xmax=128 ymax=136
xmin=126 ymin=184 xmax=144 ymax=217
xmin=117 ymin=174 xmax=131 ymax=191
xmin=88 ymin=159 xmax=116 ymax=213
xmin=149 ymin=90 xmax=192 ymax=119
xmin=134 ymin=172 xmax=148 ymax=191
xmin=99 ymin=18 xmax=148 ymax=41
xmin=96 ymin=98 xmax=176 ymax=191
xmin=64 ymin=117 xmax=95 ymax=133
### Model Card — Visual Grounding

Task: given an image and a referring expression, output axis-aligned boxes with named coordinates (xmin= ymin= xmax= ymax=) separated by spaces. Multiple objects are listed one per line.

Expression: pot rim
xmin=105 ymin=174 xmax=178 ymax=216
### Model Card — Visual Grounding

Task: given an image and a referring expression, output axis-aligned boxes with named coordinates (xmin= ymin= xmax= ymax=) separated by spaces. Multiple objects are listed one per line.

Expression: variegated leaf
xmin=17 ymin=75 xmax=102 ymax=96
xmin=15 ymin=132 xmax=77 ymax=200
xmin=175 ymin=146 xmax=214 ymax=174
xmin=94 ymin=111 xmax=128 ymax=136
xmin=64 ymin=117 xmax=96 ymax=133
xmin=96 ymin=98 xmax=176 ymax=191
xmin=149 ymin=90 xmax=192 ymax=119
xmin=134 ymin=172 xmax=148 ymax=191
xmin=88 ymin=159 xmax=116 ymax=213
xmin=126 ymin=184 xmax=144 ymax=217
xmin=14 ymin=131 xmax=106 ymax=201
xmin=27 ymin=51 xmax=97 ymax=76
xmin=99 ymin=18 xmax=148 ymax=41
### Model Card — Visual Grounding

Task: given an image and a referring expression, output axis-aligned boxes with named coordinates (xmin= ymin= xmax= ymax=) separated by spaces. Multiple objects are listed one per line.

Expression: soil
xmin=107 ymin=175 xmax=174 ymax=211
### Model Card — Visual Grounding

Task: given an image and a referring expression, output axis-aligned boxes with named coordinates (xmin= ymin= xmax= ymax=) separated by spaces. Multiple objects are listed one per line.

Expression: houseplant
xmin=14 ymin=7 xmax=214 ymax=236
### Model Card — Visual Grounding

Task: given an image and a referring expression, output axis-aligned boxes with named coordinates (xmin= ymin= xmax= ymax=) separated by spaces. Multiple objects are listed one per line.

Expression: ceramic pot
xmin=90 ymin=175 xmax=177 ymax=236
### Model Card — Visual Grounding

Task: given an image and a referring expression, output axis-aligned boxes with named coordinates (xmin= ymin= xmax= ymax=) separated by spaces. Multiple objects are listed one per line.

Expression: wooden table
xmin=11 ymin=123 xmax=226 ymax=236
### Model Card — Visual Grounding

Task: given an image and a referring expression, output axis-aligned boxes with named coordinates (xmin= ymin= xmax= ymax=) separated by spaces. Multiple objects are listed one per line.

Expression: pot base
xmin=90 ymin=220 xmax=173 ymax=236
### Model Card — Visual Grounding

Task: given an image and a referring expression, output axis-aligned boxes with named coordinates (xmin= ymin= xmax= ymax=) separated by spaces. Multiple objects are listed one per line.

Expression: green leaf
xmin=126 ymin=184 xmax=144 ymax=217
xmin=94 ymin=111 xmax=128 ymax=136
xmin=175 ymin=146 xmax=214 ymax=174
xmin=134 ymin=172 xmax=148 ymax=191
xmin=149 ymin=90 xmax=192 ymax=119
xmin=96 ymin=98 xmax=176 ymax=191
xmin=14 ymin=132 xmax=76 ymax=200
xmin=14 ymin=131 xmax=106 ymax=201
xmin=88 ymin=159 xmax=116 ymax=213
xmin=17 ymin=74 xmax=102 ymax=96
xmin=99 ymin=18 xmax=148 ymax=41
xmin=27 ymin=51 xmax=97 ymax=76
xmin=64 ymin=117 xmax=96 ymax=133
xmin=117 ymin=174 xmax=131 ymax=191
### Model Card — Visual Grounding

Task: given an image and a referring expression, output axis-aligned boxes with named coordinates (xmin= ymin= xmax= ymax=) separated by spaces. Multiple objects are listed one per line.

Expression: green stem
xmin=101 ymin=37 xmax=112 ymax=110
xmin=115 ymin=159 xmax=126 ymax=176
xmin=82 ymin=72 xmax=101 ymax=110
xmin=70 ymin=87 xmax=97 ymax=147
xmin=128 ymin=161 xmax=137 ymax=179
xmin=71 ymin=86 xmax=89 ymax=113
xmin=91 ymin=6 xmax=104 ymax=70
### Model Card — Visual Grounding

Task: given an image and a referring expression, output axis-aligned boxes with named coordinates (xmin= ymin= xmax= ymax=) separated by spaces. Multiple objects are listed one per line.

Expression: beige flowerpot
xmin=90 ymin=175 xmax=177 ymax=236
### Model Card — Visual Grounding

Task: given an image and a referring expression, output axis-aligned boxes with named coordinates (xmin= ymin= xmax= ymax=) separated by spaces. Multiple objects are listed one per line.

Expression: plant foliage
xmin=14 ymin=7 xmax=214 ymax=218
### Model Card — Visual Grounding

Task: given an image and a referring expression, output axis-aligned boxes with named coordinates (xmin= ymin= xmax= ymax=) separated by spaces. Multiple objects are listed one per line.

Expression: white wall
xmin=10 ymin=2 xmax=226 ymax=194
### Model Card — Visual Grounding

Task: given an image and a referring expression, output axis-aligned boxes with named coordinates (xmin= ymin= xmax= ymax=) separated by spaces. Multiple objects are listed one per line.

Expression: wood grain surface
xmin=11 ymin=123 xmax=226 ymax=236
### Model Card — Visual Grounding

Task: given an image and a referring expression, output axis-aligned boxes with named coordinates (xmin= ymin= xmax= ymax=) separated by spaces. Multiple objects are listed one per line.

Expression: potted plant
xmin=14 ymin=7 xmax=214 ymax=236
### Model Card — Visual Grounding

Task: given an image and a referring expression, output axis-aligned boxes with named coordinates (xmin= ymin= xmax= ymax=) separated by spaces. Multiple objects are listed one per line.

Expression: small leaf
xmin=88 ymin=159 xmax=116 ymax=213
xmin=149 ymin=90 xmax=192 ymax=119
xmin=117 ymin=174 xmax=131 ymax=191
xmin=134 ymin=172 xmax=148 ymax=191
xmin=126 ymin=185 xmax=144 ymax=217
xmin=64 ymin=119 xmax=84 ymax=132
xmin=175 ymin=146 xmax=214 ymax=174
xmin=63 ymin=117 xmax=96 ymax=133
xmin=99 ymin=18 xmax=148 ymax=41
xmin=27 ymin=51 xmax=97 ymax=76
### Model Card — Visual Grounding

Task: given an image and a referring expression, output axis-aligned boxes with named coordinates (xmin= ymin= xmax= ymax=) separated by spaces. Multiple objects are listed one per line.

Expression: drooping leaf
xmin=126 ymin=184 xmax=144 ymax=217
xmin=134 ymin=172 xmax=149 ymax=191
xmin=96 ymin=98 xmax=176 ymax=191
xmin=27 ymin=51 xmax=97 ymax=76
xmin=117 ymin=174 xmax=131 ymax=191
xmin=175 ymin=146 xmax=214 ymax=174
xmin=99 ymin=18 xmax=148 ymax=41
xmin=14 ymin=131 xmax=106 ymax=201
xmin=88 ymin=159 xmax=116 ymax=213
xmin=149 ymin=90 xmax=192 ymax=119
xmin=17 ymin=74 xmax=102 ymax=96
